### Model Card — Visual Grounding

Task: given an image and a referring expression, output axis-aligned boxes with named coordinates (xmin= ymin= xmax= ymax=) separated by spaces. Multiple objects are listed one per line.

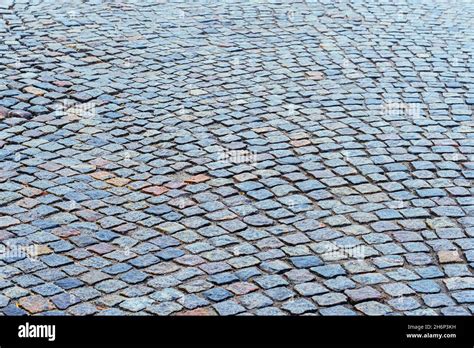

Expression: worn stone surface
xmin=0 ymin=0 xmax=473 ymax=316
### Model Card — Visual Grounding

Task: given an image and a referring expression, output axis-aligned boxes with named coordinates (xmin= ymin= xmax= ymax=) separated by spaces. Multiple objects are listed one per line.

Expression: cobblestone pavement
xmin=0 ymin=0 xmax=473 ymax=316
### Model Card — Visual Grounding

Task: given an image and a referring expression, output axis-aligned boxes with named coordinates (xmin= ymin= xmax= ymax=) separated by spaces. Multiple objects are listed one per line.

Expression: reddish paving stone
xmin=0 ymin=231 xmax=14 ymax=241
xmin=305 ymin=71 xmax=325 ymax=80
xmin=76 ymin=209 xmax=103 ymax=222
xmin=52 ymin=227 xmax=81 ymax=238
xmin=90 ymin=171 xmax=115 ymax=180
xmin=21 ymin=188 xmax=43 ymax=198
xmin=291 ymin=139 xmax=311 ymax=147
xmin=253 ymin=126 xmax=276 ymax=133
xmin=0 ymin=106 xmax=8 ymax=119
xmin=168 ymin=197 xmax=195 ymax=209
xmin=9 ymin=110 xmax=33 ymax=119
xmin=89 ymin=158 xmax=111 ymax=168
xmin=53 ymin=80 xmax=73 ymax=87
xmin=35 ymin=245 xmax=53 ymax=256
xmin=38 ymin=162 xmax=63 ymax=172
xmin=0 ymin=216 xmax=20 ymax=228
xmin=438 ymin=251 xmax=463 ymax=264
xmin=0 ymin=0 xmax=472 ymax=318
xmin=164 ymin=181 xmax=186 ymax=189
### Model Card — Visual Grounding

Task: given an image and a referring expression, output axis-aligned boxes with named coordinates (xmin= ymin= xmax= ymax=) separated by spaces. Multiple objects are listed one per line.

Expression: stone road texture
xmin=0 ymin=0 xmax=473 ymax=316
